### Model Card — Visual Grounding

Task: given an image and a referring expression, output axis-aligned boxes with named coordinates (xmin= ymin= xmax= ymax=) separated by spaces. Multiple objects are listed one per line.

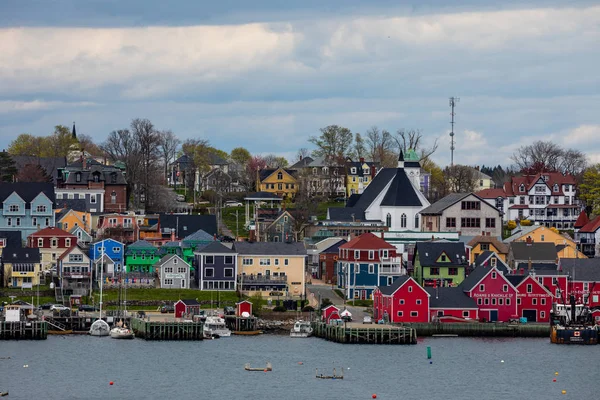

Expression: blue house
xmin=90 ymin=238 xmax=125 ymax=274
xmin=0 ymin=183 xmax=55 ymax=241
xmin=195 ymin=242 xmax=238 ymax=291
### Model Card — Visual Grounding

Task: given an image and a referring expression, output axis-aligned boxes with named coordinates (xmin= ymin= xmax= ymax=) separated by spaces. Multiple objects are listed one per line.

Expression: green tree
xmin=309 ymin=125 xmax=353 ymax=164
xmin=8 ymin=133 xmax=46 ymax=157
xmin=353 ymin=132 xmax=366 ymax=159
xmin=230 ymin=147 xmax=251 ymax=165
xmin=579 ymin=164 xmax=600 ymax=215
xmin=46 ymin=125 xmax=78 ymax=158
xmin=0 ymin=151 xmax=18 ymax=182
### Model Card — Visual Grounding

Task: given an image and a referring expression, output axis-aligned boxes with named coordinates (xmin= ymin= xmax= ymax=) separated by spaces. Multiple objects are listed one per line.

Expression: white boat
xmin=110 ymin=321 xmax=135 ymax=339
xmin=290 ymin=320 xmax=313 ymax=338
xmin=89 ymin=248 xmax=109 ymax=337
xmin=203 ymin=316 xmax=231 ymax=337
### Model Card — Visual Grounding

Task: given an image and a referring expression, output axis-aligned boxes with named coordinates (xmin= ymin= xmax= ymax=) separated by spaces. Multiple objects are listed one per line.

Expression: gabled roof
xmin=321 ymin=239 xmax=347 ymax=255
xmin=1 ymin=247 xmax=40 ymax=263
xmin=233 ymin=241 xmax=306 ymax=256
xmin=327 ymin=207 xmax=366 ymax=222
xmin=515 ymin=262 xmax=557 ymax=271
xmin=244 ymin=192 xmax=283 ymax=201
xmin=159 ymin=214 xmax=218 ymax=237
xmin=419 ymin=193 xmax=471 ymax=215
xmin=503 ymin=225 xmax=538 ymax=243
xmin=339 ymin=232 xmax=395 ymax=251
xmin=574 ymin=211 xmax=590 ymax=229
xmin=415 ymin=242 xmax=468 ymax=266
xmin=155 ymin=254 xmax=186 ymax=267
xmin=0 ymin=231 xmax=23 ymax=248
xmin=55 ymin=199 xmax=88 ymax=212
xmin=380 ymin=168 xmax=423 ymax=207
xmin=176 ymin=299 xmax=200 ymax=306
xmin=425 ymin=287 xmax=478 ymax=309
xmin=128 ymin=240 xmax=154 ymax=248
xmin=259 ymin=168 xmax=296 ymax=181
xmin=350 ymin=168 xmax=397 ymax=210
xmin=346 ymin=160 xmax=378 ymax=177
xmin=345 ymin=194 xmax=361 ymax=208
xmin=475 ymin=188 xmax=507 ymax=199
xmin=63 ymin=167 xmax=126 ymax=185
xmin=28 ymin=227 xmax=76 ymax=238
xmin=558 ymin=258 xmax=600 ymax=281
xmin=197 ymin=241 xmax=236 ymax=254
xmin=378 ymin=276 xmax=412 ymax=296
xmin=473 ymin=251 xmax=510 ymax=271
xmin=0 ymin=182 xmax=55 ymax=206
xmin=289 ymin=157 xmax=314 ymax=169
xmin=579 ymin=216 xmax=600 ymax=234
xmin=510 ymin=242 xmax=557 ymax=262
xmin=183 ymin=229 xmax=215 ymax=242
xmin=467 ymin=235 xmax=509 ymax=254
xmin=57 ymin=244 xmax=86 ymax=261
xmin=505 ymin=275 xmax=526 ymax=287
xmin=460 ymin=264 xmax=512 ymax=292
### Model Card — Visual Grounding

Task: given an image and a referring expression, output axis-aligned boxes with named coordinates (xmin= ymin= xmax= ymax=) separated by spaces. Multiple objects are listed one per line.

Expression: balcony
xmin=380 ymin=266 xmax=405 ymax=275
xmin=238 ymin=275 xmax=287 ymax=285
xmin=380 ymin=257 xmax=402 ymax=263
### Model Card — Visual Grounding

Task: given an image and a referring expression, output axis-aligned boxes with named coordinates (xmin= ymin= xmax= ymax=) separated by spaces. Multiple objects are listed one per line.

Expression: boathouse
xmin=174 ymin=299 xmax=201 ymax=318
xmin=236 ymin=300 xmax=252 ymax=316
xmin=506 ymin=274 xmax=553 ymax=323
xmin=425 ymin=286 xmax=479 ymax=322
xmin=322 ymin=304 xmax=340 ymax=322
xmin=373 ymin=276 xmax=429 ymax=323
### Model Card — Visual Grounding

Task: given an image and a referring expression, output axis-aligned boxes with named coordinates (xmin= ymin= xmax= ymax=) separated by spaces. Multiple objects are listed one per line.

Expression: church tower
xmin=403 ymin=148 xmax=422 ymax=190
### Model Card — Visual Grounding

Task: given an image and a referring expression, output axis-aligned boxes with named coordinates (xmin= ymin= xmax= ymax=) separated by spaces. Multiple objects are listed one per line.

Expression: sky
xmin=1 ymin=0 xmax=599 ymax=167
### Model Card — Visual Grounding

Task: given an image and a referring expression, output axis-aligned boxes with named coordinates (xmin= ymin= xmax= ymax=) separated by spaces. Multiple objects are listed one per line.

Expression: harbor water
xmin=0 ymin=335 xmax=598 ymax=399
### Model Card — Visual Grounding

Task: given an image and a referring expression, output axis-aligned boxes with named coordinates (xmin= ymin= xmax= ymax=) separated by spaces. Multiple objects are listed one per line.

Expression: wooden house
xmin=174 ymin=299 xmax=201 ymax=319
xmin=236 ymin=300 xmax=253 ymax=316
xmin=373 ymin=276 xmax=429 ymax=323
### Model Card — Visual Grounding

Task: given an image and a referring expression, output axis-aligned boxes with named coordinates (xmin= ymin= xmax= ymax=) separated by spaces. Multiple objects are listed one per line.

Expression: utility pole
xmin=449 ymin=97 xmax=459 ymax=167
xmin=235 ymin=209 xmax=239 ymax=240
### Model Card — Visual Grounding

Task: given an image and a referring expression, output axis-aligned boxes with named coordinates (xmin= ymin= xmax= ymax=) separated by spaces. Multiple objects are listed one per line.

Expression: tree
xmin=421 ymin=157 xmax=446 ymax=201
xmin=8 ymin=134 xmax=46 ymax=157
xmin=579 ymin=164 xmax=600 ymax=215
xmin=16 ymin=164 xmax=53 ymax=183
xmin=309 ymin=125 xmax=353 ymax=164
xmin=131 ymin=118 xmax=161 ymax=209
xmin=77 ymin=134 xmax=103 ymax=156
xmin=294 ymin=148 xmax=311 ymax=163
xmin=444 ymin=165 xmax=478 ymax=193
xmin=263 ymin=154 xmax=288 ymax=168
xmin=353 ymin=132 xmax=366 ymax=160
xmin=560 ymin=148 xmax=587 ymax=177
xmin=46 ymin=125 xmax=78 ymax=158
xmin=101 ymin=129 xmax=141 ymax=208
xmin=0 ymin=151 xmax=17 ymax=182
xmin=394 ymin=128 xmax=438 ymax=160
xmin=511 ymin=140 xmax=587 ymax=176
xmin=365 ymin=126 xmax=395 ymax=166
xmin=290 ymin=178 xmax=323 ymax=241
xmin=244 ymin=156 xmax=267 ymax=192
xmin=158 ymin=130 xmax=181 ymax=181
xmin=230 ymin=147 xmax=251 ymax=165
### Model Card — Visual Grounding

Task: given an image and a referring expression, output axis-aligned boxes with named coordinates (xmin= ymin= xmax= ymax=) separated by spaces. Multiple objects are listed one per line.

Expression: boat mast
xmin=99 ymin=245 xmax=104 ymax=319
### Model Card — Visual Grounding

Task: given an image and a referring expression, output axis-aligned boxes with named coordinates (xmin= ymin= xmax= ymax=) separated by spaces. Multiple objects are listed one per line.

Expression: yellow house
xmin=234 ymin=242 xmax=307 ymax=298
xmin=1 ymin=248 xmax=42 ymax=288
xmin=56 ymin=209 xmax=93 ymax=234
xmin=471 ymin=168 xmax=495 ymax=190
xmin=259 ymin=168 xmax=298 ymax=199
xmin=509 ymin=225 xmax=586 ymax=259
xmin=345 ymin=158 xmax=377 ymax=197
xmin=467 ymin=236 xmax=509 ymax=264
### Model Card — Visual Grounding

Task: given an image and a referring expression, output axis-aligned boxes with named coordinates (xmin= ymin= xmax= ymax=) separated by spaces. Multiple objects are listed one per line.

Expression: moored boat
xmin=245 ymin=362 xmax=272 ymax=371
xmin=290 ymin=320 xmax=313 ymax=338
xmin=110 ymin=320 xmax=135 ymax=339
xmin=550 ymin=291 xmax=598 ymax=345
xmin=204 ymin=316 xmax=231 ymax=337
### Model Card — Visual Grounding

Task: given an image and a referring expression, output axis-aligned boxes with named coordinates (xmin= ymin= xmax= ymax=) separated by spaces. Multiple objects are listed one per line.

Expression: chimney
xmin=359 ymin=157 xmax=365 ymax=164
xmin=528 ymin=258 xmax=532 ymax=271
xmin=526 ymin=236 xmax=533 ymax=246
xmin=170 ymin=228 xmax=175 ymax=242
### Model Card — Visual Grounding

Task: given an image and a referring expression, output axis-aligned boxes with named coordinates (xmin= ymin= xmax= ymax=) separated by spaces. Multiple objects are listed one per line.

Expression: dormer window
xmin=93 ymin=173 xmax=99 ymax=182
xmin=277 ymin=172 xmax=283 ymax=180
xmin=553 ymin=184 xmax=559 ymax=192
xmin=111 ymin=173 xmax=117 ymax=183
xmin=312 ymin=168 xmax=318 ymax=175
xmin=9 ymin=205 xmax=19 ymax=212
xmin=351 ymin=167 xmax=357 ymax=174
xmin=76 ymin=173 xmax=81 ymax=182
xmin=36 ymin=205 xmax=47 ymax=213
xmin=519 ymin=184 xmax=525 ymax=192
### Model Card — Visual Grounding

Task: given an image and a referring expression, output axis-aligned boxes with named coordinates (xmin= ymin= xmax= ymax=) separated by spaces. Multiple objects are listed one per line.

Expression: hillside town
xmin=1 ymin=121 xmax=600 ymax=329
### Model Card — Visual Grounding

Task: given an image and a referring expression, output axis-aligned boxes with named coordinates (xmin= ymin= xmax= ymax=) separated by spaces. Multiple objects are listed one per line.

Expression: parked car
xmin=78 ymin=305 xmax=98 ymax=312
xmin=333 ymin=197 xmax=346 ymax=203
xmin=176 ymin=194 xmax=186 ymax=202
xmin=363 ymin=316 xmax=373 ymax=324
xmin=160 ymin=305 xmax=175 ymax=314
xmin=39 ymin=302 xmax=54 ymax=310
xmin=220 ymin=235 xmax=235 ymax=242
xmin=223 ymin=306 xmax=235 ymax=316
xmin=224 ymin=200 xmax=243 ymax=207
xmin=50 ymin=304 xmax=69 ymax=311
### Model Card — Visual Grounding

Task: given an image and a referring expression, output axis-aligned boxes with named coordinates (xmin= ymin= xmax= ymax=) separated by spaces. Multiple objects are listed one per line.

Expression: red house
xmin=96 ymin=213 xmax=139 ymax=244
xmin=322 ymin=305 xmax=340 ymax=322
xmin=236 ymin=300 xmax=253 ymax=316
xmin=507 ymin=275 xmax=553 ymax=323
xmin=27 ymin=227 xmax=78 ymax=270
xmin=558 ymin=259 xmax=600 ymax=309
xmin=460 ymin=259 xmax=518 ymax=322
xmin=174 ymin=299 xmax=200 ymax=318
xmin=373 ymin=276 xmax=429 ymax=323
xmin=425 ymin=287 xmax=479 ymax=322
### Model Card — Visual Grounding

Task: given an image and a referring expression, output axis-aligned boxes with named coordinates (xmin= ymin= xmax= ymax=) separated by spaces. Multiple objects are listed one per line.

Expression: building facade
xmin=1 ymin=248 xmax=42 ymax=288
xmin=259 ymin=168 xmax=298 ymax=199
xmin=58 ymin=245 xmax=92 ymax=297
xmin=0 ymin=183 xmax=56 ymax=242
xmin=196 ymin=242 xmax=238 ymax=290
xmin=413 ymin=242 xmax=468 ymax=287
xmin=373 ymin=276 xmax=430 ymax=323
xmin=90 ymin=239 xmax=125 ymax=273
xmin=27 ymin=227 xmax=77 ymax=271
xmin=125 ymin=240 xmax=160 ymax=273
xmin=156 ymin=254 xmax=190 ymax=289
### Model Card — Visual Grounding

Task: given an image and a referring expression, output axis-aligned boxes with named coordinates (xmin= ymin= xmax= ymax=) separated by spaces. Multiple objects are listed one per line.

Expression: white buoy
xmin=501 ymin=360 xmax=504 ymax=363
xmin=23 ymin=364 xmax=29 ymax=368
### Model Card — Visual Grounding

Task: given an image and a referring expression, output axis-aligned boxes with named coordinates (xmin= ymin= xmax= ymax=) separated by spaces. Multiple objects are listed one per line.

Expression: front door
xmin=489 ymin=310 xmax=498 ymax=322
xmin=361 ymin=290 xmax=367 ymax=300
xmin=523 ymin=309 xmax=537 ymax=322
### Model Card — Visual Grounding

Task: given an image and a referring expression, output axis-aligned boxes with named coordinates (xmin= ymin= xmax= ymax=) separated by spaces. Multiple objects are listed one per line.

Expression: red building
xmin=27 ymin=227 xmax=78 ymax=269
xmin=96 ymin=213 xmax=139 ymax=244
xmin=558 ymin=259 xmax=600 ymax=309
xmin=507 ymin=275 xmax=553 ymax=323
xmin=319 ymin=239 xmax=346 ymax=284
xmin=236 ymin=300 xmax=253 ymax=316
xmin=174 ymin=299 xmax=200 ymax=318
xmin=460 ymin=257 xmax=518 ymax=322
xmin=425 ymin=287 xmax=479 ymax=322
xmin=322 ymin=305 xmax=340 ymax=322
xmin=373 ymin=276 xmax=429 ymax=323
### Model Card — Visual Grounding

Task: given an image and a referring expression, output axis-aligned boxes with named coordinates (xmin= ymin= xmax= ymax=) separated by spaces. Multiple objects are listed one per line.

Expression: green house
xmin=125 ymin=240 xmax=160 ymax=273
xmin=413 ymin=242 xmax=468 ymax=287
xmin=157 ymin=230 xmax=216 ymax=268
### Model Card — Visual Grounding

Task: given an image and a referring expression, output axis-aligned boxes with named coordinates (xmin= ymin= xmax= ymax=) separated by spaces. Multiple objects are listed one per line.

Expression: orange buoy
xmin=561 ymin=390 xmax=566 ymax=395
xmin=372 ymin=395 xmax=377 ymax=399
xmin=298 ymin=362 xmax=303 ymax=365
xmin=109 ymin=381 xmax=114 ymax=386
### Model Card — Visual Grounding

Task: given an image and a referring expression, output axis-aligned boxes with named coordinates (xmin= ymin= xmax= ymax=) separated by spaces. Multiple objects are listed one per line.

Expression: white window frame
xmin=410 ymin=311 xmax=418 ymax=317
xmin=354 ymin=250 xmax=360 ymax=259
xmin=368 ymin=250 xmax=374 ymax=260
xmin=479 ymin=284 xmax=485 ymax=291
xmin=368 ymin=264 xmax=374 ymax=274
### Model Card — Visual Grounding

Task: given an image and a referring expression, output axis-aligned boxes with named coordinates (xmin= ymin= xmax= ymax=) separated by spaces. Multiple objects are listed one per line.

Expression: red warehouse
xmin=373 ymin=276 xmax=429 ymax=323
xmin=322 ymin=305 xmax=340 ymax=322
xmin=236 ymin=300 xmax=253 ymax=316
xmin=558 ymin=259 xmax=600 ymax=309
xmin=507 ymin=275 xmax=553 ymax=323
xmin=460 ymin=259 xmax=518 ymax=322
xmin=174 ymin=299 xmax=200 ymax=318
xmin=425 ymin=286 xmax=479 ymax=322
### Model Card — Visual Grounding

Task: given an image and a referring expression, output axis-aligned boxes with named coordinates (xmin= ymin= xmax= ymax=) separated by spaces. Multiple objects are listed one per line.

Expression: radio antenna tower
xmin=449 ymin=97 xmax=459 ymax=166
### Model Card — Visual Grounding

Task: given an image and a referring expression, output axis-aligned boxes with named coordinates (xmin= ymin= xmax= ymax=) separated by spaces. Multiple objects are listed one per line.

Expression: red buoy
xmin=109 ymin=381 xmax=114 ymax=386
xmin=553 ymin=379 xmax=557 ymax=382
xmin=372 ymin=395 xmax=377 ymax=399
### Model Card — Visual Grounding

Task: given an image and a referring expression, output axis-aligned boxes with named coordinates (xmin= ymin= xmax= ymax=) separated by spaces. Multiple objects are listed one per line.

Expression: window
xmin=430 ymin=267 xmax=440 ymax=276
xmin=499 ymin=298 xmax=503 ymax=305
xmin=354 ymin=250 xmax=360 ymax=259
xmin=477 ymin=298 xmax=482 ymax=305
xmin=205 ymin=268 xmax=214 ymax=277
xmin=111 ymin=191 xmax=117 ymax=204
xmin=541 ymin=298 xmax=546 ymax=305
xmin=225 ymin=256 xmax=233 ymax=264
xmin=517 ymin=298 xmax=521 ymax=305
xmin=178 ymin=267 xmax=186 ymax=274
xmin=408 ymin=286 xmax=413 ymax=293
xmin=448 ymin=268 xmax=458 ymax=276
xmin=205 ymin=256 xmax=214 ymax=264
xmin=386 ymin=213 xmax=392 ymax=228
xmin=414 ymin=215 xmax=419 ymax=229
xmin=277 ymin=172 xmax=283 ymax=180
xmin=164 ymin=279 xmax=173 ymax=285
xmin=354 ymin=264 xmax=359 ymax=274
xmin=540 ymin=311 xmax=546 ymax=319
xmin=275 ymin=259 xmax=279 ymax=266
xmin=527 ymin=284 xmax=532 ymax=293
xmin=181 ymin=279 xmax=186 ymax=288
xmin=37 ymin=238 xmax=43 ymax=247
xmin=64 ymin=222 xmax=69 ymax=230
xmin=173 ymin=258 xmax=178 ymax=264
xmin=416 ymin=299 xmax=422 ymax=305
xmin=479 ymin=284 xmax=485 ymax=291
xmin=113 ymin=247 xmax=121 ymax=253
xmin=399 ymin=299 xmax=405 ymax=305
xmin=65 ymin=238 xmax=71 ymax=247
xmin=6 ymin=218 xmax=12 ymax=226
xmin=51 ymin=238 xmax=58 ymax=247
xmin=532 ymin=298 xmax=537 ymax=305
xmin=32 ymin=217 xmax=38 ymax=227
xmin=76 ymin=173 xmax=81 ymax=182
xmin=491 ymin=298 xmax=496 ymax=305
xmin=284 ymin=259 xmax=289 ymax=266
xmin=485 ymin=218 xmax=496 ymax=228
xmin=224 ymin=268 xmax=234 ymax=277
xmin=368 ymin=264 xmax=374 ymax=274
xmin=519 ymin=184 xmax=525 ymax=192
xmin=461 ymin=201 xmax=481 ymax=210
xmin=400 ymin=213 xmax=407 ymax=228
xmin=259 ymin=258 xmax=271 ymax=266
xmin=111 ymin=173 xmax=117 ymax=184
xmin=9 ymin=204 xmax=19 ymax=212
xmin=164 ymin=267 xmax=173 ymax=273
xmin=506 ymin=298 xmax=511 ymax=305
xmin=15 ymin=218 xmax=21 ymax=226
xmin=243 ymin=258 xmax=253 ymax=265
xmin=502 ymin=284 xmax=508 ymax=292
xmin=69 ymin=254 xmax=83 ymax=262
xmin=461 ymin=218 xmax=481 ymax=228
xmin=397 ymin=311 xmax=403 ymax=317
xmin=484 ymin=298 xmax=489 ymax=305
xmin=491 ymin=258 xmax=497 ymax=267
xmin=463 ymin=311 xmax=469 ymax=318
xmin=351 ymin=167 xmax=357 ymax=174
xmin=90 ymin=195 xmax=97 ymax=204
xmin=368 ymin=250 xmax=374 ymax=260
xmin=410 ymin=311 xmax=418 ymax=317
xmin=36 ymin=205 xmax=46 ymax=213
xmin=492 ymin=271 xmax=497 ymax=279
xmin=382 ymin=250 xmax=389 ymax=259
xmin=480 ymin=243 xmax=490 ymax=251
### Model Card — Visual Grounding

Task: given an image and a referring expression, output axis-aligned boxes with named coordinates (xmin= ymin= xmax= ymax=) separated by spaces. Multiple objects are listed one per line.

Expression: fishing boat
xmin=204 ymin=316 xmax=231 ymax=337
xmin=550 ymin=280 xmax=598 ymax=345
xmin=244 ymin=362 xmax=272 ymax=371
xmin=290 ymin=320 xmax=313 ymax=338
xmin=1 ymin=391 xmax=8 ymax=397
xmin=89 ymin=248 xmax=109 ymax=337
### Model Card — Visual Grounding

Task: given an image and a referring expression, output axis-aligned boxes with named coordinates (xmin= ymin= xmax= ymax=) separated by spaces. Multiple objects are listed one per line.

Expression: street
xmin=306 ymin=283 xmax=369 ymax=323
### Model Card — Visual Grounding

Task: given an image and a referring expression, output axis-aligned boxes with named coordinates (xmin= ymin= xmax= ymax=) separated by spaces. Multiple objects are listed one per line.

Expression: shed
xmin=174 ymin=299 xmax=200 ymax=318
xmin=236 ymin=300 xmax=253 ymax=317
xmin=322 ymin=304 xmax=340 ymax=322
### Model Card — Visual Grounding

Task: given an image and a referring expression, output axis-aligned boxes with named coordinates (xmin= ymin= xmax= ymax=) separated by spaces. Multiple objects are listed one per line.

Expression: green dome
xmin=404 ymin=148 xmax=420 ymax=161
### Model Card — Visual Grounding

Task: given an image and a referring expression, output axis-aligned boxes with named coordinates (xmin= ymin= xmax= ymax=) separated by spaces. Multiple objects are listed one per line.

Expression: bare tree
xmin=309 ymin=125 xmax=353 ymax=165
xmin=353 ymin=132 xmax=366 ymax=160
xmin=294 ymin=148 xmax=311 ymax=163
xmin=394 ymin=129 xmax=438 ymax=160
xmin=131 ymin=118 xmax=161 ymax=209
xmin=101 ymin=129 xmax=141 ymax=208
xmin=444 ymin=165 xmax=478 ymax=193
xmin=158 ymin=130 xmax=181 ymax=182
xmin=263 ymin=154 xmax=289 ymax=168
xmin=560 ymin=148 xmax=587 ymax=177
xmin=511 ymin=141 xmax=564 ymax=173
xmin=365 ymin=126 xmax=395 ymax=166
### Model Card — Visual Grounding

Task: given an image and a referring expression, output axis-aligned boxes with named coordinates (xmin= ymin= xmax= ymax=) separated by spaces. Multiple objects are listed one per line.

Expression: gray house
xmin=156 ymin=254 xmax=190 ymax=289
xmin=196 ymin=242 xmax=238 ymax=291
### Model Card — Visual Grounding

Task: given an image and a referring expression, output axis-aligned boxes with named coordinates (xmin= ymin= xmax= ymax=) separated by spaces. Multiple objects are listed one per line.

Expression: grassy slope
xmin=221 ymin=206 xmax=248 ymax=237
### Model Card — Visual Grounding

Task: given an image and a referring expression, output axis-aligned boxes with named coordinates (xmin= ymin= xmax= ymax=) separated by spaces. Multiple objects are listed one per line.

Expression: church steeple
xmin=72 ymin=122 xmax=77 ymax=139
xmin=397 ymin=150 xmax=404 ymax=168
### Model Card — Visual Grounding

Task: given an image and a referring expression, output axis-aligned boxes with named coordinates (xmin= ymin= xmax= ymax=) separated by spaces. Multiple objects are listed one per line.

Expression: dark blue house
xmin=196 ymin=242 xmax=238 ymax=291
xmin=90 ymin=238 xmax=125 ymax=274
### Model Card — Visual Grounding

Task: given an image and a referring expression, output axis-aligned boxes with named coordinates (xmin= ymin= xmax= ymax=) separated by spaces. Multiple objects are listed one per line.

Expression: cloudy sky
xmin=1 ymin=0 xmax=599 ymax=167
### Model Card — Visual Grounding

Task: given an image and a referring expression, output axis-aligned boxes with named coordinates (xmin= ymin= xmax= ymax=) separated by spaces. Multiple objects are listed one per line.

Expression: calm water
xmin=0 ymin=335 xmax=598 ymax=399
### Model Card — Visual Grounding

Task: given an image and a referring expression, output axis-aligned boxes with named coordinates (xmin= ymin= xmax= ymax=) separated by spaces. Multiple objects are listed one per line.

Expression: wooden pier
xmin=0 ymin=321 xmax=47 ymax=340
xmin=402 ymin=323 xmax=550 ymax=337
xmin=312 ymin=322 xmax=417 ymax=344
xmin=224 ymin=316 xmax=257 ymax=332
xmin=130 ymin=318 xmax=204 ymax=340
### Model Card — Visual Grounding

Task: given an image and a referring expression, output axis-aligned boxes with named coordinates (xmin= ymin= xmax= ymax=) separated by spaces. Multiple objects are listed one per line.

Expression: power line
xmin=449 ymin=97 xmax=459 ymax=167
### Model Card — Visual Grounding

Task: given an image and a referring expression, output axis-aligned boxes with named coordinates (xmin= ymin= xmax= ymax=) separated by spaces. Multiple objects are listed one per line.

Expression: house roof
xmin=259 ymin=168 xmax=296 ymax=181
xmin=63 ymin=166 xmax=127 ymax=185
xmin=177 ymin=299 xmax=200 ymax=306
xmin=574 ymin=211 xmax=590 ymax=229
xmin=476 ymin=188 xmax=507 ymax=199
xmin=460 ymin=264 xmax=510 ymax=292
xmin=11 ymin=156 xmax=67 ymax=184
xmin=345 ymin=194 xmax=361 ymax=208
xmin=350 ymin=168 xmax=397 ymax=210
xmin=159 ymin=214 xmax=218 ymax=237
xmin=233 ymin=241 xmax=306 ymax=256
xmin=579 ymin=216 xmax=600 ymax=234
xmin=419 ymin=193 xmax=471 ymax=215
xmin=155 ymin=254 xmax=186 ymax=267
xmin=0 ymin=231 xmax=23 ymax=248
xmin=467 ymin=235 xmax=509 ymax=254
xmin=289 ymin=157 xmax=314 ymax=169
xmin=503 ymin=225 xmax=539 ymax=243
xmin=197 ymin=241 xmax=236 ymax=254
xmin=57 ymin=245 xmax=83 ymax=261
xmin=346 ymin=160 xmax=378 ymax=177
xmin=558 ymin=258 xmax=600 ymax=281
xmin=0 ymin=182 xmax=55 ymax=207
xmin=505 ymin=275 xmax=526 ymax=287
xmin=515 ymin=262 xmax=557 ymax=271
xmin=321 ymin=239 xmax=347 ymax=255
xmin=1 ymin=247 xmax=40 ymax=263
xmin=183 ymin=229 xmax=215 ymax=242
xmin=327 ymin=207 xmax=366 ymax=222
xmin=380 ymin=168 xmax=423 ymax=207
xmin=510 ymin=242 xmax=557 ymax=262
xmin=378 ymin=276 xmax=411 ymax=296
xmin=339 ymin=232 xmax=395 ymax=250
xmin=55 ymin=199 xmax=88 ymax=212
xmin=28 ymin=227 xmax=76 ymax=238
xmin=415 ymin=242 xmax=468 ymax=266
xmin=244 ymin=192 xmax=284 ymax=201
xmin=127 ymin=240 xmax=155 ymax=248
xmin=425 ymin=287 xmax=478 ymax=309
